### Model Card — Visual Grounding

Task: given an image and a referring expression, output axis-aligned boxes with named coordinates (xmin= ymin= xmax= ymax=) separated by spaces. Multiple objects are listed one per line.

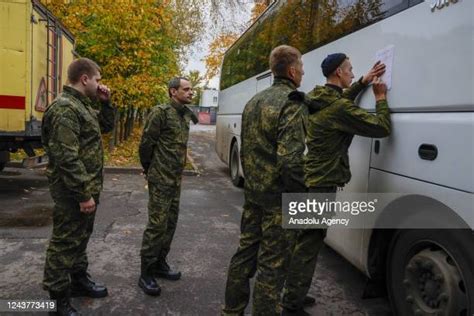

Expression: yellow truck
xmin=0 ymin=0 xmax=75 ymax=170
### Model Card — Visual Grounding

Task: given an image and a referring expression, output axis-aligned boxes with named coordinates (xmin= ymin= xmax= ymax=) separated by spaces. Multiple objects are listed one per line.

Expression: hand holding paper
xmin=375 ymin=45 xmax=394 ymax=90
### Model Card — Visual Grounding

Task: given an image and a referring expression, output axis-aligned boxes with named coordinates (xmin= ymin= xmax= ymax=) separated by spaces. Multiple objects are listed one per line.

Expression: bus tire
xmin=387 ymin=229 xmax=474 ymax=316
xmin=229 ymin=141 xmax=243 ymax=187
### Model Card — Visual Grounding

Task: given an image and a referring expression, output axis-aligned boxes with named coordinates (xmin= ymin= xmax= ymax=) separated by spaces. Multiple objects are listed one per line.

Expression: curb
xmin=104 ymin=152 xmax=200 ymax=176
xmin=8 ymin=153 xmax=201 ymax=176
xmin=104 ymin=166 xmax=143 ymax=175
xmin=6 ymin=161 xmax=23 ymax=168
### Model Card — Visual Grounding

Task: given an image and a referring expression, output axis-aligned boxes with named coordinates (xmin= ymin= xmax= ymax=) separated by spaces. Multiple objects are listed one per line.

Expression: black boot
xmin=155 ymin=260 xmax=181 ymax=281
xmin=139 ymin=262 xmax=161 ymax=296
xmin=49 ymin=290 xmax=80 ymax=316
xmin=303 ymin=295 xmax=316 ymax=306
xmin=71 ymin=272 xmax=108 ymax=298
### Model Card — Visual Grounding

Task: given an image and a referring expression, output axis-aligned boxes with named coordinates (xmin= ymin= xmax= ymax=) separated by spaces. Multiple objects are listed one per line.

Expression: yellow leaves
xmin=251 ymin=1 xmax=270 ymax=23
xmin=102 ymin=127 xmax=142 ymax=167
xmin=204 ymin=32 xmax=239 ymax=80
xmin=204 ymin=1 xmax=271 ymax=81
xmin=40 ymin=0 xmax=182 ymax=110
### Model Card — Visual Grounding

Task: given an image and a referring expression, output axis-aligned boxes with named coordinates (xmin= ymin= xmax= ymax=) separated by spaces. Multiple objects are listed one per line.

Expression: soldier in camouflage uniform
xmin=282 ymin=53 xmax=391 ymax=315
xmin=138 ymin=77 xmax=198 ymax=296
xmin=222 ymin=45 xmax=307 ymax=316
xmin=42 ymin=58 xmax=115 ymax=316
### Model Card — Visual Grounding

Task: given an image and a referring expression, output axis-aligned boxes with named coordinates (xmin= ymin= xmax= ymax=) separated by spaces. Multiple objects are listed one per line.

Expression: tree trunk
xmin=119 ymin=111 xmax=124 ymax=143
xmin=113 ymin=112 xmax=119 ymax=149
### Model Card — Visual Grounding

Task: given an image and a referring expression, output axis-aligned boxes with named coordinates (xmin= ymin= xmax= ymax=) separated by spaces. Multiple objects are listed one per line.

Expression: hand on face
xmin=97 ymin=84 xmax=111 ymax=102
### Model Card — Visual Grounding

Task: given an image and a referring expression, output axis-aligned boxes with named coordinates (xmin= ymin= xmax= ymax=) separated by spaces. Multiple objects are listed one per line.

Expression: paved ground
xmin=0 ymin=124 xmax=391 ymax=315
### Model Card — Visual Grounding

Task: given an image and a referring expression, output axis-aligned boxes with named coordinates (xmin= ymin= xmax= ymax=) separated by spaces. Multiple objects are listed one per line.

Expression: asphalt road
xmin=0 ymin=124 xmax=391 ymax=315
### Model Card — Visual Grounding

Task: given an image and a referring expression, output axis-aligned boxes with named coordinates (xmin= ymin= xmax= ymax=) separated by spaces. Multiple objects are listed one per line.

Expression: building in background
xmin=197 ymin=89 xmax=218 ymax=125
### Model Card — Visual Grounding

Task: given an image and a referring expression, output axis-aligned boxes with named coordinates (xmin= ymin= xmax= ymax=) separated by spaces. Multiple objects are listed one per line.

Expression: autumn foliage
xmin=204 ymin=33 xmax=239 ymax=80
xmin=204 ymin=0 xmax=271 ymax=81
xmin=41 ymin=0 xmax=183 ymax=110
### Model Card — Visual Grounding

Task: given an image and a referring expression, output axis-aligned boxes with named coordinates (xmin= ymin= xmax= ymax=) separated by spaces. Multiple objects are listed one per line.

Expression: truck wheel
xmin=387 ymin=229 xmax=474 ymax=316
xmin=229 ymin=141 xmax=244 ymax=187
xmin=0 ymin=151 xmax=9 ymax=171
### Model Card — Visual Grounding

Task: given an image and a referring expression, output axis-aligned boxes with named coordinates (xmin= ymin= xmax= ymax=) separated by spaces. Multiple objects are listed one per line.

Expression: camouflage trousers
xmin=43 ymin=197 xmax=96 ymax=292
xmin=282 ymin=186 xmax=336 ymax=310
xmin=223 ymin=196 xmax=295 ymax=316
xmin=140 ymin=183 xmax=180 ymax=273
xmin=281 ymin=228 xmax=326 ymax=310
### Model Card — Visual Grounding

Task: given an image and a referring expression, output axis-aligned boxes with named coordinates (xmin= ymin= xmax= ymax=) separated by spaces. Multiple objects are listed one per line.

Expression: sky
xmin=183 ymin=3 xmax=253 ymax=89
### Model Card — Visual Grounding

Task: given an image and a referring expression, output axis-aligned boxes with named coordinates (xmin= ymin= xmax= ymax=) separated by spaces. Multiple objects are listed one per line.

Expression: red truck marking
xmin=0 ymin=95 xmax=25 ymax=110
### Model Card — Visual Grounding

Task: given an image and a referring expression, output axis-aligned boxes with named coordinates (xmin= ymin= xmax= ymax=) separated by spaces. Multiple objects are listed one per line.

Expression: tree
xmin=204 ymin=32 xmax=239 ymax=80
xmin=186 ymin=70 xmax=206 ymax=105
xmin=41 ymin=0 xmax=203 ymax=147
xmin=204 ymin=0 xmax=272 ymax=80
xmin=250 ymin=0 xmax=272 ymax=22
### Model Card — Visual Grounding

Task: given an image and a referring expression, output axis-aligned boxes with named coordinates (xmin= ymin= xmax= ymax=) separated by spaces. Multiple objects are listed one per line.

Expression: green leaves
xmin=42 ymin=0 xmax=191 ymax=110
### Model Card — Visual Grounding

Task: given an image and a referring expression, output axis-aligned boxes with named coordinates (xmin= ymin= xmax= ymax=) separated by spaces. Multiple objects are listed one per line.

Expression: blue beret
xmin=321 ymin=53 xmax=347 ymax=77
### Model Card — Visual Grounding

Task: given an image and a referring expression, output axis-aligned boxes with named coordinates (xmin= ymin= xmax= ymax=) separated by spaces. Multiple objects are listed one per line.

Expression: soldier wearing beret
xmin=282 ymin=53 xmax=391 ymax=315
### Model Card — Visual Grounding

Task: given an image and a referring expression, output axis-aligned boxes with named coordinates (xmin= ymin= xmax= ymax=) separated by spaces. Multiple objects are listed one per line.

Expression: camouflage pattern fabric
xmin=223 ymin=77 xmax=306 ymax=316
xmin=139 ymin=99 xmax=194 ymax=189
xmin=223 ymin=199 xmax=295 ymax=316
xmin=139 ymin=99 xmax=194 ymax=272
xmin=282 ymin=187 xmax=336 ymax=311
xmin=282 ymin=78 xmax=391 ymax=310
xmin=43 ymin=199 xmax=96 ymax=292
xmin=42 ymin=85 xmax=115 ymax=292
xmin=140 ymin=183 xmax=180 ymax=272
xmin=240 ymin=77 xmax=307 ymax=204
xmin=42 ymin=85 xmax=115 ymax=202
xmin=304 ymin=78 xmax=391 ymax=188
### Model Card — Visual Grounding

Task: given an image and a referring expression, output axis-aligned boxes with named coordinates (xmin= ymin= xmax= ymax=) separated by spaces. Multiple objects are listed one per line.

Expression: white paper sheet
xmin=375 ymin=45 xmax=394 ymax=90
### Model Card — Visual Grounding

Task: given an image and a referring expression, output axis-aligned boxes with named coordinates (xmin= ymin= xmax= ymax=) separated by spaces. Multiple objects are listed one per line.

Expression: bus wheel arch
xmin=229 ymin=138 xmax=244 ymax=187
xmin=367 ymin=195 xmax=473 ymax=314
xmin=386 ymin=229 xmax=474 ymax=316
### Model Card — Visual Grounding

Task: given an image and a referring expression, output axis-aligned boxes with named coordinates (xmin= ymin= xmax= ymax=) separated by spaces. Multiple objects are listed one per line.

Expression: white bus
xmin=216 ymin=0 xmax=474 ymax=314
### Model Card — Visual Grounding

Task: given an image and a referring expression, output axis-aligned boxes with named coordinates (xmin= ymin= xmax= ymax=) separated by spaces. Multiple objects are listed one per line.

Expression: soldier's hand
xmin=372 ymin=77 xmax=387 ymax=101
xmin=362 ymin=61 xmax=386 ymax=85
xmin=80 ymin=197 xmax=96 ymax=214
xmin=97 ymin=84 xmax=111 ymax=102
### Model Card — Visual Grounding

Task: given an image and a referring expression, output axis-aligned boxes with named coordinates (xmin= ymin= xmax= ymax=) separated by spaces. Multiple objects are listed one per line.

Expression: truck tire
xmin=0 ymin=151 xmax=9 ymax=171
xmin=229 ymin=141 xmax=244 ymax=187
xmin=387 ymin=229 xmax=474 ymax=316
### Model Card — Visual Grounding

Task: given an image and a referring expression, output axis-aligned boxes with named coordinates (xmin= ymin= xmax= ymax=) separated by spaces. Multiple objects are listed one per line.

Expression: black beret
xmin=321 ymin=53 xmax=347 ymax=77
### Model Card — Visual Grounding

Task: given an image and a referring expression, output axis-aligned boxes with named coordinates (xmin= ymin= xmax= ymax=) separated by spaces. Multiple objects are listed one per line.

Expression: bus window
xmin=220 ymin=0 xmax=411 ymax=91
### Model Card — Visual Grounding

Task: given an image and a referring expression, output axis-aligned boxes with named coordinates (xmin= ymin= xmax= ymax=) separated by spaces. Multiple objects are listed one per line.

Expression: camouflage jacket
xmin=139 ymin=99 xmax=196 ymax=190
xmin=304 ymin=78 xmax=391 ymax=188
xmin=241 ymin=77 xmax=307 ymax=205
xmin=42 ymin=86 xmax=115 ymax=202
